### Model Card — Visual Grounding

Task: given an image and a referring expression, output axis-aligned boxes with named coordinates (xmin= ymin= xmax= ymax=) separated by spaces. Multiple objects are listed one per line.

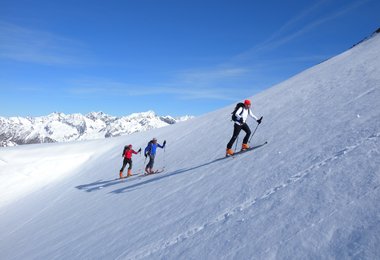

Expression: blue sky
xmin=1 ymin=0 xmax=379 ymax=117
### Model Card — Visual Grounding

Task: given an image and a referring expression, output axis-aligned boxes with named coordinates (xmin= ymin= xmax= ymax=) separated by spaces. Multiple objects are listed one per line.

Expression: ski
xmin=118 ymin=174 xmax=141 ymax=181
xmin=143 ymin=168 xmax=165 ymax=176
xmin=144 ymin=169 xmax=164 ymax=176
xmin=118 ymin=169 xmax=165 ymax=181
xmin=226 ymin=141 xmax=268 ymax=158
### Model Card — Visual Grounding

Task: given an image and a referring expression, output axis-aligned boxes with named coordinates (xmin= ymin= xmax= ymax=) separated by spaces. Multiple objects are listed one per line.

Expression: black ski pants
xmin=227 ymin=123 xmax=251 ymax=149
xmin=120 ymin=158 xmax=132 ymax=172
xmin=146 ymin=154 xmax=155 ymax=169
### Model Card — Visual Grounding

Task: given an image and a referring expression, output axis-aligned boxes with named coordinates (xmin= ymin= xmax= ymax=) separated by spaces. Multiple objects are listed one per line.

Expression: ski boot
xmin=241 ymin=143 xmax=250 ymax=151
xmin=127 ymin=169 xmax=133 ymax=177
xmin=226 ymin=148 xmax=234 ymax=157
xmin=119 ymin=171 xmax=124 ymax=179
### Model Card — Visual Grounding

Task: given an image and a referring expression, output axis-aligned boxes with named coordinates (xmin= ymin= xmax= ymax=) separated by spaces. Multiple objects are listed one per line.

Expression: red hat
xmin=244 ymin=99 xmax=251 ymax=106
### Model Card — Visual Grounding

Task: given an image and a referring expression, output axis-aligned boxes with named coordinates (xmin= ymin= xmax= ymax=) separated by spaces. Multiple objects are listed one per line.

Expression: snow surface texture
xmin=0 ymin=111 xmax=193 ymax=147
xmin=0 ymin=34 xmax=379 ymax=259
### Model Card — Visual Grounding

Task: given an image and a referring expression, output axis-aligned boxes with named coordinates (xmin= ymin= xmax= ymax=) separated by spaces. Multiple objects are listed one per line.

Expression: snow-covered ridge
xmin=0 ymin=111 xmax=193 ymax=147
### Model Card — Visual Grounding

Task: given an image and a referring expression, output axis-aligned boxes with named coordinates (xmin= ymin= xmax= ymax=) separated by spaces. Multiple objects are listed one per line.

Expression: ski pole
xmin=248 ymin=123 xmax=260 ymax=144
xmin=163 ymin=146 xmax=167 ymax=169
xmin=234 ymin=135 xmax=239 ymax=152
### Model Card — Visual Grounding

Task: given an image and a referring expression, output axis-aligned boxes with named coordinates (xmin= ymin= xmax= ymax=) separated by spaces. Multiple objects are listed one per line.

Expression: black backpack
xmin=122 ymin=145 xmax=129 ymax=156
xmin=231 ymin=102 xmax=245 ymax=121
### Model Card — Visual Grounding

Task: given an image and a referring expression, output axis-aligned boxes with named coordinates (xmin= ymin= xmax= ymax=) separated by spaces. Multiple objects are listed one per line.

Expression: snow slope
xmin=0 ymin=34 xmax=379 ymax=259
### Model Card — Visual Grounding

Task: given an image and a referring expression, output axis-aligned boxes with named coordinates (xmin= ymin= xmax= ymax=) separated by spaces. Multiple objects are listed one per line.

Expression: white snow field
xmin=1 ymin=34 xmax=379 ymax=259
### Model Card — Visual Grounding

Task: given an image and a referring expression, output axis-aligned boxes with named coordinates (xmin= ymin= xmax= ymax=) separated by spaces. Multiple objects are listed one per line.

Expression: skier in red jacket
xmin=119 ymin=144 xmax=141 ymax=179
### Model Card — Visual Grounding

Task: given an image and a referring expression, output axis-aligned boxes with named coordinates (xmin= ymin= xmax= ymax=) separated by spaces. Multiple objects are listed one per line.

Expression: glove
xmin=257 ymin=116 xmax=263 ymax=124
xmin=238 ymin=118 xmax=244 ymax=124
xmin=144 ymin=153 xmax=147 ymax=158
xmin=163 ymin=140 xmax=166 ymax=147
xmin=138 ymin=148 xmax=141 ymax=153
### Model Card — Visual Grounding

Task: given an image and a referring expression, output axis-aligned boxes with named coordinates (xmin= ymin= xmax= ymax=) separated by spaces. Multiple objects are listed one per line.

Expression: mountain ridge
xmin=0 ymin=110 xmax=193 ymax=147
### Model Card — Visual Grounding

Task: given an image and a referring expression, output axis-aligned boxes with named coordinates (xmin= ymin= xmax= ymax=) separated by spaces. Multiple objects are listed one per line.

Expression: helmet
xmin=244 ymin=99 xmax=251 ymax=106
xmin=128 ymin=144 xmax=132 ymax=148
xmin=152 ymin=138 xmax=157 ymax=142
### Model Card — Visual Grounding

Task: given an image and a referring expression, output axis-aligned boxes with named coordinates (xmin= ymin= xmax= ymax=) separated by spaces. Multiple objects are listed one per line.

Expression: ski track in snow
xmin=345 ymin=87 xmax=377 ymax=105
xmin=263 ymin=183 xmax=380 ymax=255
xmin=117 ymin=132 xmax=380 ymax=260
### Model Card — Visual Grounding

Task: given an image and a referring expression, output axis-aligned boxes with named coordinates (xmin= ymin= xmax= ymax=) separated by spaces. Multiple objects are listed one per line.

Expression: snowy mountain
xmin=0 ymin=111 xmax=193 ymax=147
xmin=0 ymin=33 xmax=379 ymax=259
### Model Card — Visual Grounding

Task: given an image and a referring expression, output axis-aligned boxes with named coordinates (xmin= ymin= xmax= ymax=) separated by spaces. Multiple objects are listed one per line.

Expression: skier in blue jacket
xmin=144 ymin=138 xmax=166 ymax=174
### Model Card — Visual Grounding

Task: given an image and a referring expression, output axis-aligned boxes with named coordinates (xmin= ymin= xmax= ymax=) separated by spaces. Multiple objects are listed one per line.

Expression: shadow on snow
xmin=111 ymin=142 xmax=268 ymax=194
xmin=75 ymin=178 xmax=131 ymax=192
xmin=75 ymin=155 xmax=229 ymax=193
xmin=111 ymin=157 xmax=228 ymax=194
xmin=75 ymin=142 xmax=268 ymax=194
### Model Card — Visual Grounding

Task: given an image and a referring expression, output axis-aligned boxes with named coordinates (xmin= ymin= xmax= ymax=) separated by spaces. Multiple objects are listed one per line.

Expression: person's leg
xmin=120 ymin=158 xmax=128 ymax=178
xmin=120 ymin=158 xmax=128 ymax=172
xmin=227 ymin=124 xmax=242 ymax=149
xmin=127 ymin=159 xmax=133 ymax=176
xmin=149 ymin=155 xmax=155 ymax=173
xmin=145 ymin=155 xmax=155 ymax=174
xmin=241 ymin=123 xmax=252 ymax=149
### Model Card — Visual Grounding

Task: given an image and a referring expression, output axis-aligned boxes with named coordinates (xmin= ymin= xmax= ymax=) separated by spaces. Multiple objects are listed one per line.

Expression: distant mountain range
xmin=0 ymin=111 xmax=193 ymax=147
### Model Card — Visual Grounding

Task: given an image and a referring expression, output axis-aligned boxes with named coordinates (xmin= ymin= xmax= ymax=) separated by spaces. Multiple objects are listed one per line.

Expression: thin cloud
xmin=67 ymin=79 xmax=129 ymax=95
xmin=236 ymin=0 xmax=370 ymax=60
xmin=261 ymin=0 xmax=329 ymax=48
xmin=177 ymin=67 xmax=250 ymax=85
xmin=0 ymin=21 xmax=90 ymax=65
xmin=266 ymin=0 xmax=369 ymax=50
xmin=67 ymin=76 xmax=250 ymax=101
xmin=127 ymin=85 xmax=242 ymax=101
xmin=151 ymin=66 xmax=253 ymax=100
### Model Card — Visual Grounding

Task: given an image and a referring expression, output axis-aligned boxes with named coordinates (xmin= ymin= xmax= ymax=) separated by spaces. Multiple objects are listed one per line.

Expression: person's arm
xmin=249 ymin=109 xmax=259 ymax=121
xmin=133 ymin=148 xmax=142 ymax=154
xmin=158 ymin=140 xmax=166 ymax=148
xmin=249 ymin=109 xmax=263 ymax=124
xmin=235 ymin=107 xmax=245 ymax=123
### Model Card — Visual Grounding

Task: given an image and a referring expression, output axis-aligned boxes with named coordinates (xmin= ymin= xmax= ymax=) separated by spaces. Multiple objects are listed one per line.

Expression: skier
xmin=119 ymin=144 xmax=141 ymax=179
xmin=144 ymin=138 xmax=166 ymax=174
xmin=226 ymin=99 xmax=262 ymax=156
